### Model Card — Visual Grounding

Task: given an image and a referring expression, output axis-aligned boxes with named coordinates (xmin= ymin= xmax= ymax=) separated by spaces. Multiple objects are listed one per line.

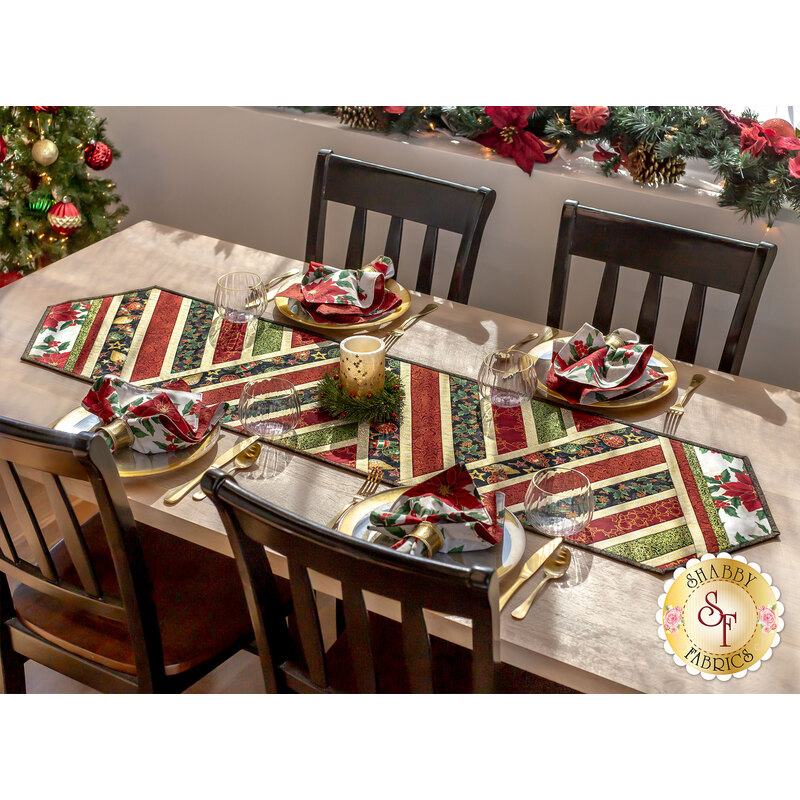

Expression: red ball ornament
xmin=763 ymin=118 xmax=796 ymax=139
xmin=47 ymin=201 xmax=83 ymax=236
xmin=0 ymin=135 xmax=6 ymax=163
xmin=570 ymin=106 xmax=610 ymax=135
xmin=84 ymin=141 xmax=113 ymax=170
xmin=31 ymin=106 xmax=59 ymax=114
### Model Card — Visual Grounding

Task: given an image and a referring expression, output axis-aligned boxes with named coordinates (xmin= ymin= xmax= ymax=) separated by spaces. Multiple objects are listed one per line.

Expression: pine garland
xmin=300 ymin=105 xmax=800 ymax=225
xmin=318 ymin=369 xmax=405 ymax=424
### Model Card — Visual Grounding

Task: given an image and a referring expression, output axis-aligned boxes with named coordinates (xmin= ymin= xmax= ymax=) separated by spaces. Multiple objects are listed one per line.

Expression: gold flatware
xmin=328 ymin=466 xmax=384 ymax=529
xmin=163 ymin=434 xmax=259 ymax=505
xmin=664 ymin=373 xmax=705 ymax=431
xmin=244 ymin=269 xmax=300 ymax=308
xmin=383 ymin=303 xmax=440 ymax=353
xmin=498 ymin=536 xmax=563 ymax=611
xmin=500 ymin=327 xmax=555 ymax=378
xmin=191 ymin=441 xmax=262 ymax=500
xmin=510 ymin=547 xmax=572 ymax=620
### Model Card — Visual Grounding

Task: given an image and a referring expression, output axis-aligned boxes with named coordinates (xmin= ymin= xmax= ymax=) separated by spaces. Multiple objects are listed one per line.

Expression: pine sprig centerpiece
xmin=318 ymin=368 xmax=405 ymax=424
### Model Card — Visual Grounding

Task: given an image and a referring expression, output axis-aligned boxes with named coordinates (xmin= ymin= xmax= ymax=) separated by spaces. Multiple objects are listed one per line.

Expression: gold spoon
xmin=510 ymin=547 xmax=571 ymax=619
xmin=192 ymin=441 xmax=262 ymax=500
xmin=499 ymin=327 xmax=555 ymax=379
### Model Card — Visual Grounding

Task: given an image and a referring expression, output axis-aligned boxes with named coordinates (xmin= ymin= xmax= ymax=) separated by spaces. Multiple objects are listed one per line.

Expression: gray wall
xmin=96 ymin=106 xmax=799 ymax=390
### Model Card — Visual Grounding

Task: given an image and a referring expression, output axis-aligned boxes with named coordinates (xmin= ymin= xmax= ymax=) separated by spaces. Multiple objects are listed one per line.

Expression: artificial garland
xmin=298 ymin=105 xmax=800 ymax=225
xmin=317 ymin=368 xmax=405 ymax=424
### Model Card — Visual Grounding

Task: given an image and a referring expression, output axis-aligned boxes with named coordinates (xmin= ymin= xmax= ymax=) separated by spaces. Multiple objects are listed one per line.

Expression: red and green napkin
xmin=277 ymin=255 xmax=401 ymax=324
xmin=82 ymin=375 xmax=227 ymax=453
xmin=368 ymin=463 xmax=502 ymax=556
xmin=546 ymin=323 xmax=667 ymax=404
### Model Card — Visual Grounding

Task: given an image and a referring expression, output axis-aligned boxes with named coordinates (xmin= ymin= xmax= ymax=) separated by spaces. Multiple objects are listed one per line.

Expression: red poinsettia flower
xmin=475 ymin=106 xmax=556 ymax=175
xmin=740 ymin=124 xmax=770 ymax=156
xmin=43 ymin=303 xmax=82 ymax=328
xmin=0 ymin=270 xmax=21 ymax=288
xmin=81 ymin=377 xmax=117 ymax=422
xmin=34 ymin=351 xmax=69 ymax=369
xmin=403 ymin=463 xmax=480 ymax=508
xmin=790 ymin=154 xmax=800 ymax=179
xmin=384 ymin=106 xmax=406 ymax=114
xmin=720 ymin=473 xmax=761 ymax=512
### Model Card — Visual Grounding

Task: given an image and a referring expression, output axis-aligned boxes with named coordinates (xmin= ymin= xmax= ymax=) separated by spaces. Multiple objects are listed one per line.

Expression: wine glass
xmin=477 ymin=350 xmax=536 ymax=408
xmin=238 ymin=378 xmax=301 ymax=442
xmin=524 ymin=467 xmax=594 ymax=539
xmin=214 ymin=271 xmax=265 ymax=323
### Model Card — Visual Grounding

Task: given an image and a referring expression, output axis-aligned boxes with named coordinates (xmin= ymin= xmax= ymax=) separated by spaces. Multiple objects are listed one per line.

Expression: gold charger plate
xmin=273 ymin=278 xmax=411 ymax=334
xmin=337 ymin=487 xmax=526 ymax=571
xmin=52 ymin=407 xmax=222 ymax=478
xmin=529 ymin=336 xmax=678 ymax=410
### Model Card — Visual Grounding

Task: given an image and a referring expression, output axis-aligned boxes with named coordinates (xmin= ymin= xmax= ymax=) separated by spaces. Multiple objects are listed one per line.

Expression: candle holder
xmin=339 ymin=335 xmax=386 ymax=397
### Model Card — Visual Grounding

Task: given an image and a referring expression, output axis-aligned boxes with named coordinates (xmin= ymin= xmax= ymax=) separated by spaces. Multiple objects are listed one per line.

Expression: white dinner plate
xmin=337 ymin=487 xmax=526 ymax=572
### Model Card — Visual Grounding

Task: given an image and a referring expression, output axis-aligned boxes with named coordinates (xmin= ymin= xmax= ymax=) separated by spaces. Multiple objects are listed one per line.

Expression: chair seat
xmin=325 ymin=612 xmax=578 ymax=693
xmin=13 ymin=515 xmax=260 ymax=677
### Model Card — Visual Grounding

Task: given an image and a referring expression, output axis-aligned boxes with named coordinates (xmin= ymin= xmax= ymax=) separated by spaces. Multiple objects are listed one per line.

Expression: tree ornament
xmin=31 ymin=138 xmax=59 ymax=166
xmin=26 ymin=191 xmax=54 ymax=217
xmin=48 ymin=200 xmax=83 ymax=235
xmin=31 ymin=106 xmax=59 ymax=114
xmin=763 ymin=118 xmax=795 ymax=139
xmin=569 ymin=106 xmax=610 ymax=135
xmin=335 ymin=106 xmax=390 ymax=131
xmin=625 ymin=143 xmax=686 ymax=186
xmin=0 ymin=135 xmax=6 ymax=163
xmin=84 ymin=141 xmax=113 ymax=170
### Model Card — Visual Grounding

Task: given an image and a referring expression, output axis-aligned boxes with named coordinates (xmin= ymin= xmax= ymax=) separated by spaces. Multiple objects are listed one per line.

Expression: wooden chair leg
xmin=0 ymin=578 xmax=26 ymax=693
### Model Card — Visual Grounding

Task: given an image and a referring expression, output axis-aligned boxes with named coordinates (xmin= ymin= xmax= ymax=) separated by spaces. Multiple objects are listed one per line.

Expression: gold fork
xmin=664 ymin=373 xmax=705 ymax=432
xmin=499 ymin=327 xmax=555 ymax=379
xmin=383 ymin=303 xmax=440 ymax=354
xmin=328 ymin=466 xmax=384 ymax=529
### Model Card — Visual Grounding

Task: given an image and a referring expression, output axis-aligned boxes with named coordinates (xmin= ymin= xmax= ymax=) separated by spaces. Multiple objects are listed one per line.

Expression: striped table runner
xmin=22 ymin=286 xmax=779 ymax=572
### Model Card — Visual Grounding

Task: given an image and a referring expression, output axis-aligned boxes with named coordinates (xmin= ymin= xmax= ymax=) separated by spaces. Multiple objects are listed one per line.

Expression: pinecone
xmin=335 ymin=106 xmax=389 ymax=131
xmin=626 ymin=143 xmax=686 ymax=186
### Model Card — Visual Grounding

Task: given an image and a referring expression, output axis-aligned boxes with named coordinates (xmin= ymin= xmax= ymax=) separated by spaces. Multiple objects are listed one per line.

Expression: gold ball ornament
xmin=31 ymin=138 xmax=59 ymax=166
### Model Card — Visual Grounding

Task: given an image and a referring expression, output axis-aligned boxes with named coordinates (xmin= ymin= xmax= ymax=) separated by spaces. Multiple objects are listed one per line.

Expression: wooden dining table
xmin=1 ymin=220 xmax=797 ymax=694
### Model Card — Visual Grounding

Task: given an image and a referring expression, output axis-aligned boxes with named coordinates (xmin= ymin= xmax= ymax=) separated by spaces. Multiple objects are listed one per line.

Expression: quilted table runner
xmin=23 ymin=286 xmax=779 ymax=573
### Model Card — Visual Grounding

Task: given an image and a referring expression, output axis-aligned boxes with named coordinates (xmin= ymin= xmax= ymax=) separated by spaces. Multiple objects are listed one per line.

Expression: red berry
xmin=367 ymin=393 xmax=372 ymax=398
xmin=337 ymin=384 xmax=342 ymax=389
xmin=350 ymin=392 xmax=356 ymax=397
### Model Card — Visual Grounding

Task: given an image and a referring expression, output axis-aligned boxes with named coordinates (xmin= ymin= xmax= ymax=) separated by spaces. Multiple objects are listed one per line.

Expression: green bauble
xmin=26 ymin=192 xmax=54 ymax=217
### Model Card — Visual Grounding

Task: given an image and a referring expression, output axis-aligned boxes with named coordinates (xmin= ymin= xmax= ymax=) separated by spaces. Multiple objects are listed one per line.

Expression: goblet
xmin=524 ymin=467 xmax=594 ymax=539
xmin=477 ymin=350 xmax=536 ymax=408
xmin=214 ymin=271 xmax=265 ymax=323
xmin=238 ymin=378 xmax=301 ymax=442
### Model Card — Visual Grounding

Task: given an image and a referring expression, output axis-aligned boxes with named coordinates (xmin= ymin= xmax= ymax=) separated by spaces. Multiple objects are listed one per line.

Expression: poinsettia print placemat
xmin=22 ymin=286 xmax=779 ymax=573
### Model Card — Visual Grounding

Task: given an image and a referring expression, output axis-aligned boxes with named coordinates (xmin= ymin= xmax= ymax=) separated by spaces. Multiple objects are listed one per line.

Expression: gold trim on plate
xmin=273 ymin=278 xmax=412 ymax=334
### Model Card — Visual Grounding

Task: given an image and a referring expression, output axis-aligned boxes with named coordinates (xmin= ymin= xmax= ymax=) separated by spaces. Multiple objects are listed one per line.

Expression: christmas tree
xmin=0 ymin=106 xmax=128 ymax=279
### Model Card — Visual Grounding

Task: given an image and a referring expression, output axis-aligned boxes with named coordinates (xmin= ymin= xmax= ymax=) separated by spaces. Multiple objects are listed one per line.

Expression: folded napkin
xmin=546 ymin=323 xmax=667 ymax=404
xmin=277 ymin=255 xmax=401 ymax=324
xmin=368 ymin=463 xmax=502 ymax=556
xmin=82 ymin=375 xmax=227 ymax=454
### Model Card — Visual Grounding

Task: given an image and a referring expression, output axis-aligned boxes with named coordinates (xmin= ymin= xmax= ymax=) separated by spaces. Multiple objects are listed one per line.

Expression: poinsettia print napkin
xmin=546 ymin=323 xmax=667 ymax=404
xmin=82 ymin=375 xmax=227 ymax=454
xmin=277 ymin=255 xmax=401 ymax=324
xmin=369 ymin=463 xmax=502 ymax=554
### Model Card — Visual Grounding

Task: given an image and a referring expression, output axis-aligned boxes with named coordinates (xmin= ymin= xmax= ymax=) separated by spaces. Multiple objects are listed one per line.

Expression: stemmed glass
xmin=238 ymin=378 xmax=301 ymax=442
xmin=524 ymin=467 xmax=594 ymax=539
xmin=214 ymin=271 xmax=265 ymax=323
xmin=477 ymin=351 xmax=536 ymax=408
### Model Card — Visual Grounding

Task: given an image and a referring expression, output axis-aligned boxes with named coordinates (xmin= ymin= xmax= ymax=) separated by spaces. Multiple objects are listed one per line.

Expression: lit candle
xmin=339 ymin=335 xmax=386 ymax=396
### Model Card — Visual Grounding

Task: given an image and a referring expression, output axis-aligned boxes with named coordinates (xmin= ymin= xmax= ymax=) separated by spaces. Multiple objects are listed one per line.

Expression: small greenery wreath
xmin=318 ymin=368 xmax=405 ymax=424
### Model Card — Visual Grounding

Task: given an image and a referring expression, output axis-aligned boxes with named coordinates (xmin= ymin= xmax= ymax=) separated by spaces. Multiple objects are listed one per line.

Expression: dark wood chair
xmin=0 ymin=416 xmax=257 ymax=693
xmin=202 ymin=468 xmax=579 ymax=694
xmin=547 ymin=200 xmax=777 ymax=374
xmin=305 ymin=148 xmax=497 ymax=304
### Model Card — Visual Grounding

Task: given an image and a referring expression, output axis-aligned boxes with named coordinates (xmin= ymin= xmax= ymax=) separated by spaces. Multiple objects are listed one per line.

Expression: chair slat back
xmin=305 ymin=149 xmax=496 ymax=305
xmin=547 ymin=200 xmax=777 ymax=374
xmin=0 ymin=416 xmax=166 ymax=690
xmin=203 ymin=469 xmax=499 ymax=694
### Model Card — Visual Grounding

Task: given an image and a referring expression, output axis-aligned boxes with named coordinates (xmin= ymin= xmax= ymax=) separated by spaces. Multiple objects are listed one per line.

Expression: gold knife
xmin=163 ymin=434 xmax=259 ymax=505
xmin=498 ymin=536 xmax=563 ymax=612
